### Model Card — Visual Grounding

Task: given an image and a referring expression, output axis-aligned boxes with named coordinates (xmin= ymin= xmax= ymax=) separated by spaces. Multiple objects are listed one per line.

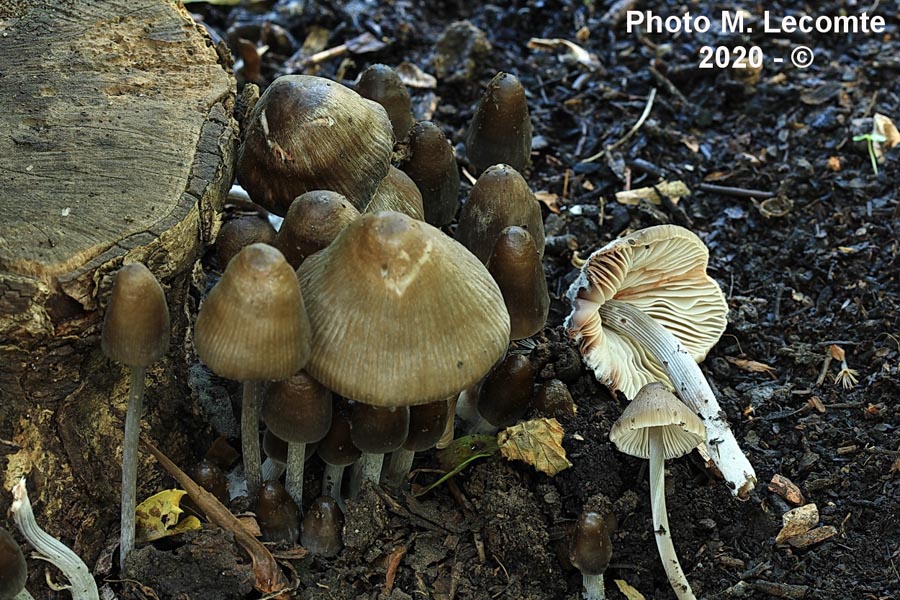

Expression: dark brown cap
xmin=455 ymin=164 xmax=545 ymax=264
xmin=465 ymin=72 xmax=532 ymax=174
xmin=102 ymin=263 xmax=170 ymax=367
xmin=570 ymin=508 xmax=614 ymax=576
xmin=236 ymin=75 xmax=394 ymax=215
xmin=356 ymin=64 xmax=415 ymax=141
xmin=0 ymin=526 xmax=27 ymax=600
xmin=301 ymin=496 xmax=344 ymax=557
xmin=487 ymin=226 xmax=549 ymax=340
xmin=317 ymin=398 xmax=361 ymax=467
xmin=216 ymin=213 xmax=276 ymax=269
xmin=403 ymin=399 xmax=450 ymax=452
xmin=399 ymin=121 xmax=460 ymax=227
xmin=194 ymin=243 xmax=310 ymax=381
xmin=273 ymin=190 xmax=360 ymax=269
xmin=349 ymin=403 xmax=410 ymax=454
xmin=477 ymin=353 xmax=535 ymax=428
xmin=255 ymin=480 xmax=300 ymax=544
xmin=262 ymin=371 xmax=333 ymax=445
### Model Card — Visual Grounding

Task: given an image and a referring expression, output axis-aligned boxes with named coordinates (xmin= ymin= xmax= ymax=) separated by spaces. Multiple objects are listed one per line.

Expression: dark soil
xmin=124 ymin=1 xmax=900 ymax=599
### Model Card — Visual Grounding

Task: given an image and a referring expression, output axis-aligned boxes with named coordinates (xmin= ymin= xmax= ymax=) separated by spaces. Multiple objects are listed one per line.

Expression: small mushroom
xmin=9 ymin=479 xmax=99 ymax=600
xmin=215 ymin=213 xmax=277 ymax=269
xmin=189 ymin=459 xmax=229 ymax=505
xmin=194 ymin=243 xmax=311 ymax=496
xmin=609 ymin=383 xmax=705 ymax=600
xmin=487 ymin=226 xmax=549 ymax=340
xmin=317 ymin=398 xmax=361 ymax=503
xmin=465 ymin=72 xmax=532 ymax=174
xmin=254 ymin=480 xmax=301 ymax=544
xmin=399 ymin=122 xmax=461 ymax=227
xmin=566 ymin=225 xmax=756 ymax=498
xmin=365 ymin=166 xmax=426 ymax=220
xmin=0 ymin=526 xmax=29 ymax=600
xmin=455 ymin=164 xmax=545 ymax=264
xmin=459 ymin=353 xmax=535 ymax=433
xmin=346 ymin=403 xmax=410 ymax=498
xmin=101 ymin=263 xmax=170 ymax=570
xmin=262 ymin=371 xmax=333 ymax=506
xmin=273 ymin=190 xmax=360 ymax=269
xmin=382 ymin=398 xmax=450 ymax=488
xmin=236 ymin=75 xmax=394 ymax=214
xmin=356 ymin=64 xmax=415 ymax=141
xmin=570 ymin=503 xmax=616 ymax=600
xmin=301 ymin=496 xmax=344 ymax=557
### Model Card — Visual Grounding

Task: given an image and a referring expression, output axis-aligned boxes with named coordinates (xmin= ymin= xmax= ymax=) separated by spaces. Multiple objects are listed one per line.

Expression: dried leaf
xmin=135 ymin=489 xmax=202 ymax=543
xmin=873 ymin=113 xmax=900 ymax=161
xmin=394 ymin=62 xmax=437 ymax=89
xmin=614 ymin=579 xmax=647 ymax=600
xmin=498 ymin=418 xmax=572 ymax=476
xmin=829 ymin=344 xmax=845 ymax=361
xmin=725 ymin=356 xmax=776 ymax=375
xmin=527 ymin=38 xmax=604 ymax=72
xmin=534 ymin=191 xmax=560 ymax=213
xmin=615 ymin=181 xmax=691 ymax=206
xmin=775 ymin=503 xmax=818 ymax=544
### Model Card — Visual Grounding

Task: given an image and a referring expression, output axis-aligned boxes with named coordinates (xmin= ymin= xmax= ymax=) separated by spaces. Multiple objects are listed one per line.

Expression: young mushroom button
xmin=609 ymin=383 xmax=705 ymax=600
xmin=566 ymin=224 xmax=756 ymax=498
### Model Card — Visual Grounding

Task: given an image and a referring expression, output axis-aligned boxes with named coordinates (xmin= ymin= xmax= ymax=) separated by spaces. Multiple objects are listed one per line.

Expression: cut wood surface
xmin=0 ymin=0 xmax=236 ymax=580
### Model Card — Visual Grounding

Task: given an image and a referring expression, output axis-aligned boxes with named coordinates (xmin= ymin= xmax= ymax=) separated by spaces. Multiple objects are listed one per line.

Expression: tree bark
xmin=0 ymin=0 xmax=236 ymax=584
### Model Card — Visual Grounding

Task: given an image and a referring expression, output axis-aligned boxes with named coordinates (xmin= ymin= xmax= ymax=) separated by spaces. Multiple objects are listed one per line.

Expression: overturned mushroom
xmin=566 ymin=225 xmax=756 ymax=498
xmin=609 ymin=383 xmax=704 ymax=600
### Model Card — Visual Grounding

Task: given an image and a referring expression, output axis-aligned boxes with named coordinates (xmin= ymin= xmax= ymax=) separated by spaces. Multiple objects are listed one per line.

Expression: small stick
xmin=697 ymin=183 xmax=776 ymax=199
xmin=648 ymin=66 xmax=689 ymax=106
xmin=582 ymin=88 xmax=657 ymax=162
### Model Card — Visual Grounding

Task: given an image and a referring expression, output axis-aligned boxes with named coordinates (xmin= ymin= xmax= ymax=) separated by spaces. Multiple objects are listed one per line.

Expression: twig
xmin=648 ymin=66 xmax=689 ymax=106
xmin=697 ymin=183 xmax=776 ymax=199
xmin=582 ymin=88 xmax=657 ymax=163
xmin=140 ymin=438 xmax=290 ymax=598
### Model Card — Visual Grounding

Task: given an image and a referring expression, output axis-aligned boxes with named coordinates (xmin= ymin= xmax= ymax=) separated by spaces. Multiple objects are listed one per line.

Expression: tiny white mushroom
xmin=610 ymin=383 xmax=705 ymax=600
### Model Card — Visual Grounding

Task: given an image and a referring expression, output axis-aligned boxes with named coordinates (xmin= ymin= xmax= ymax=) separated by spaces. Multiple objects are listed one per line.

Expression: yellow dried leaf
xmin=615 ymin=181 xmax=691 ymax=206
xmin=135 ymin=489 xmax=202 ymax=543
xmin=534 ymin=191 xmax=560 ymax=214
xmin=725 ymin=356 xmax=776 ymax=375
xmin=497 ymin=418 xmax=572 ymax=476
xmin=614 ymin=579 xmax=647 ymax=600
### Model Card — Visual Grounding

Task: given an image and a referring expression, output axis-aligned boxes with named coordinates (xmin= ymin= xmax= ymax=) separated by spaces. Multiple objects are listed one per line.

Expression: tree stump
xmin=0 ymin=0 xmax=236 ymax=578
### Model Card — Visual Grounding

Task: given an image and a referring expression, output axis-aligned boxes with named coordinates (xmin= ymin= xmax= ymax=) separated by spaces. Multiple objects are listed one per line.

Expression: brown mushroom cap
xmin=365 ymin=166 xmax=426 ymax=221
xmin=455 ymin=164 xmax=545 ymax=264
xmin=317 ymin=398 xmax=361 ymax=467
xmin=262 ymin=371 xmax=333 ymax=444
xmin=301 ymin=496 xmax=344 ymax=557
xmin=465 ymin=72 xmax=532 ymax=174
xmin=356 ymin=64 xmax=415 ymax=141
xmin=215 ymin=214 xmax=277 ymax=269
xmin=194 ymin=243 xmax=310 ymax=381
xmin=566 ymin=225 xmax=728 ymax=399
xmin=273 ymin=190 xmax=360 ymax=269
xmin=487 ymin=226 xmax=549 ymax=340
xmin=236 ymin=75 xmax=394 ymax=215
xmin=298 ymin=211 xmax=510 ymax=406
xmin=0 ymin=526 xmax=27 ymax=600
xmin=254 ymin=480 xmax=300 ymax=544
xmin=477 ymin=353 xmax=535 ymax=428
xmin=102 ymin=263 xmax=170 ymax=368
xmin=609 ymin=382 xmax=705 ymax=460
xmin=403 ymin=399 xmax=450 ymax=451
xmin=399 ymin=121 xmax=460 ymax=227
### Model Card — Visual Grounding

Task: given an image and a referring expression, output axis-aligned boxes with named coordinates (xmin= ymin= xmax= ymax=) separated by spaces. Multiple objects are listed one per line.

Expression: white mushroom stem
xmin=648 ymin=428 xmax=696 ymax=600
xmin=581 ymin=573 xmax=605 ymax=600
xmin=15 ymin=589 xmax=35 ymax=600
xmin=599 ymin=300 xmax=757 ymax=498
xmin=381 ymin=448 xmax=416 ymax=488
xmin=284 ymin=442 xmax=306 ymax=507
xmin=456 ymin=384 xmax=497 ymax=435
xmin=261 ymin=457 xmax=286 ymax=482
xmin=10 ymin=479 xmax=100 ymax=600
xmin=347 ymin=453 xmax=384 ymax=499
xmin=242 ymin=381 xmax=264 ymax=496
xmin=322 ymin=463 xmax=345 ymax=503
xmin=119 ymin=366 xmax=145 ymax=570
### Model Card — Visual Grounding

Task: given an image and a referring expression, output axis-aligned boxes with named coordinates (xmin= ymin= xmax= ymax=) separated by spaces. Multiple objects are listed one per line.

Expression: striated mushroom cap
xmin=565 ymin=225 xmax=728 ymax=399
xmin=456 ymin=164 xmax=545 ymax=263
xmin=195 ymin=243 xmax=310 ymax=381
xmin=465 ymin=72 xmax=532 ymax=174
xmin=298 ymin=211 xmax=510 ymax=406
xmin=274 ymin=190 xmax=360 ymax=269
xmin=356 ymin=64 xmax=415 ymax=141
xmin=487 ymin=226 xmax=549 ymax=340
xmin=609 ymin=382 xmax=705 ymax=460
xmin=365 ymin=166 xmax=426 ymax=221
xmin=399 ymin=121 xmax=460 ymax=227
xmin=102 ymin=263 xmax=170 ymax=368
xmin=236 ymin=75 xmax=394 ymax=215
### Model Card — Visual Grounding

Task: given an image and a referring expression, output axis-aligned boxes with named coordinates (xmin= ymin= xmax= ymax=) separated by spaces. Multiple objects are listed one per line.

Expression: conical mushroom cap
xmin=236 ymin=75 xmax=394 ymax=215
xmin=456 ymin=164 xmax=545 ymax=263
xmin=465 ymin=72 xmax=532 ymax=174
xmin=356 ymin=64 xmax=415 ymax=141
xmin=298 ymin=211 xmax=510 ymax=406
xmin=274 ymin=190 xmax=360 ymax=269
xmin=102 ymin=263 xmax=170 ymax=367
xmin=487 ymin=226 xmax=549 ymax=340
xmin=609 ymin=382 xmax=705 ymax=460
xmin=399 ymin=121 xmax=460 ymax=227
xmin=195 ymin=243 xmax=310 ymax=381
xmin=566 ymin=225 xmax=728 ymax=399
xmin=365 ymin=166 xmax=426 ymax=220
